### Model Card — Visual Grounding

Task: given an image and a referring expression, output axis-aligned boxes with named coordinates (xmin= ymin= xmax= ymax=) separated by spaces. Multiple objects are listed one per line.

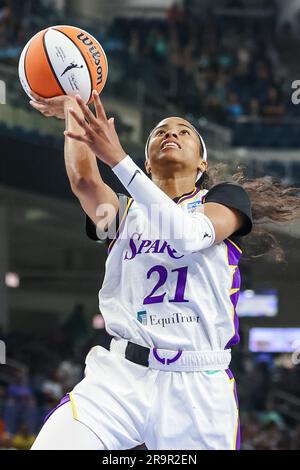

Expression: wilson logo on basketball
xmin=18 ymin=25 xmax=108 ymax=105
xmin=77 ymin=33 xmax=103 ymax=85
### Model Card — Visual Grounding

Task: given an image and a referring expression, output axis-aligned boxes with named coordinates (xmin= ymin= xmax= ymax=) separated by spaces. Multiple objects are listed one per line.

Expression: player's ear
xmin=198 ymin=159 xmax=208 ymax=173
xmin=145 ymin=160 xmax=151 ymax=175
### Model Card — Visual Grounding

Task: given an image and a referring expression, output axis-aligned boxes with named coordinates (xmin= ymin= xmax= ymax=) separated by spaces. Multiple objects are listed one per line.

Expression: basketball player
xmin=30 ymin=90 xmax=252 ymax=450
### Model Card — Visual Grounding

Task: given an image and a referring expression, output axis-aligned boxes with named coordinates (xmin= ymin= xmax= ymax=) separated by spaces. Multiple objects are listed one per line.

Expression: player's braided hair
xmin=196 ymin=163 xmax=300 ymax=263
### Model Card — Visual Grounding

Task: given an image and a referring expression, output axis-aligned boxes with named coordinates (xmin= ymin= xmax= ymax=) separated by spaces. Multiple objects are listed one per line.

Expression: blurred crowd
xmin=0 ymin=304 xmax=111 ymax=450
xmin=0 ymin=0 xmax=61 ymax=50
xmin=232 ymin=350 xmax=300 ymax=450
xmin=1 ymin=305 xmax=300 ymax=450
xmin=108 ymin=4 xmax=300 ymax=122
xmin=1 ymin=1 xmax=300 ymax=124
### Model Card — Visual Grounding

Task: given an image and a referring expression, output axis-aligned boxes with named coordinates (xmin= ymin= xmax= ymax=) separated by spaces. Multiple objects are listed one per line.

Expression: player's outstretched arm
xmin=29 ymin=92 xmax=119 ymax=230
xmin=63 ymin=98 xmax=119 ymax=229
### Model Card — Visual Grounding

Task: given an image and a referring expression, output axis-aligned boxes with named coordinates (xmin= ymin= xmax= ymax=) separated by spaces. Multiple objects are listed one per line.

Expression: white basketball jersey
xmin=98 ymin=187 xmax=242 ymax=351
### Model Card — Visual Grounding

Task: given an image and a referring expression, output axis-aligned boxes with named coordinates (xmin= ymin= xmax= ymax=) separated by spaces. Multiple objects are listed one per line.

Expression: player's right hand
xmin=29 ymin=92 xmax=74 ymax=120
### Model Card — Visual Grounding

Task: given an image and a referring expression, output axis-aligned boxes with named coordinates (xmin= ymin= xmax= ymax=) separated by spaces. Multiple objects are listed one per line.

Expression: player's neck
xmin=151 ymin=176 xmax=195 ymax=200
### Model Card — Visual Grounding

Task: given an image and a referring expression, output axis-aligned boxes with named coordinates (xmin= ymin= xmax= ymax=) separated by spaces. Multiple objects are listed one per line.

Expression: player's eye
xmin=180 ymin=129 xmax=190 ymax=135
xmin=155 ymin=129 xmax=165 ymax=136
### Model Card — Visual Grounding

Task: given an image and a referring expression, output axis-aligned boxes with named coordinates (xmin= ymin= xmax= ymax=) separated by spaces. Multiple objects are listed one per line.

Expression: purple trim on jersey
xmin=231 ymin=266 xmax=241 ymax=290
xmin=224 ymin=240 xmax=242 ymax=349
xmin=44 ymin=393 xmax=70 ymax=423
xmin=233 ymin=380 xmax=241 ymax=450
xmin=108 ymin=198 xmax=134 ymax=255
xmin=226 ymin=268 xmax=241 ymax=348
xmin=225 ymin=369 xmax=241 ymax=450
xmin=225 ymin=239 xmax=242 ymax=265
xmin=225 ymin=368 xmax=234 ymax=380
xmin=177 ymin=186 xmax=201 ymax=205
xmin=236 ymin=422 xmax=241 ymax=450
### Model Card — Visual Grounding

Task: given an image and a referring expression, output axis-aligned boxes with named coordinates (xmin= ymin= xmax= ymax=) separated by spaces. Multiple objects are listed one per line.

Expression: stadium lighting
xmin=5 ymin=272 xmax=20 ymax=288
xmin=92 ymin=314 xmax=105 ymax=329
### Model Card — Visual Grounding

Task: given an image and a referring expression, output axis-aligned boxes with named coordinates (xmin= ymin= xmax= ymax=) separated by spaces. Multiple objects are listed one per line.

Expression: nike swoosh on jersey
xmin=127 ymin=169 xmax=141 ymax=187
xmin=203 ymin=232 xmax=212 ymax=239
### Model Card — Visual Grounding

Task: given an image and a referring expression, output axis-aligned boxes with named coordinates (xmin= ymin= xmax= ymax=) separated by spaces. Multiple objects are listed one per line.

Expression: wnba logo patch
xmin=187 ymin=200 xmax=201 ymax=211
xmin=137 ymin=311 xmax=147 ymax=325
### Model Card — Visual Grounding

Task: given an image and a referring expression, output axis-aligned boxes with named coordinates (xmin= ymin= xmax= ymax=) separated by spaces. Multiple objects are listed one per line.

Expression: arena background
xmin=0 ymin=0 xmax=300 ymax=450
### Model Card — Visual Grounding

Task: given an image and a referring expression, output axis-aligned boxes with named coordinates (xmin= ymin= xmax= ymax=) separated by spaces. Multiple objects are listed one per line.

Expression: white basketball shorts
xmin=67 ymin=345 xmax=240 ymax=450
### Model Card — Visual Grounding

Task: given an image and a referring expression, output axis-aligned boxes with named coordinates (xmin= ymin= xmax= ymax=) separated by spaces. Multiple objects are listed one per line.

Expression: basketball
xmin=18 ymin=25 xmax=108 ymax=104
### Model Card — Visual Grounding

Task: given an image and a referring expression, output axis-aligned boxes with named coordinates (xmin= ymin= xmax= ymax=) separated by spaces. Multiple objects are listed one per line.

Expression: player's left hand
xmin=64 ymin=91 xmax=127 ymax=168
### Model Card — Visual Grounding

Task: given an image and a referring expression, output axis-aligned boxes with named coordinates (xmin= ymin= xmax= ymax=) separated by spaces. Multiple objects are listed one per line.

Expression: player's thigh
xmin=71 ymin=345 xmax=157 ymax=449
xmin=146 ymin=370 xmax=239 ymax=450
xmin=31 ymin=402 xmax=106 ymax=450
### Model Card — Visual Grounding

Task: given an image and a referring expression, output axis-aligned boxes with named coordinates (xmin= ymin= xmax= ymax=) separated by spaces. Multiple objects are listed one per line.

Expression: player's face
xmin=146 ymin=117 xmax=206 ymax=179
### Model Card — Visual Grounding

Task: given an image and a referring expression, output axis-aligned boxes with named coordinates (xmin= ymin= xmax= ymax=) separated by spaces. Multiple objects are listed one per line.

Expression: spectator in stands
xmin=248 ymin=360 xmax=271 ymax=411
xmin=240 ymin=413 xmax=261 ymax=450
xmin=57 ymin=358 xmax=83 ymax=393
xmin=226 ymin=91 xmax=244 ymax=120
xmin=2 ymin=396 xmax=18 ymax=435
xmin=21 ymin=395 xmax=40 ymax=435
xmin=252 ymin=62 xmax=274 ymax=103
xmin=216 ymin=45 xmax=234 ymax=70
xmin=205 ymin=95 xmax=227 ymax=123
xmin=144 ymin=28 xmax=168 ymax=64
xmin=11 ymin=423 xmax=35 ymax=450
xmin=206 ymin=71 xmax=228 ymax=104
xmin=253 ymin=420 xmax=286 ymax=450
xmin=228 ymin=62 xmax=252 ymax=104
xmin=7 ymin=369 xmax=32 ymax=399
xmin=166 ymin=1 xmax=184 ymax=25
xmin=128 ymin=29 xmax=141 ymax=60
xmin=0 ymin=0 xmax=10 ymax=23
xmin=0 ymin=432 xmax=13 ymax=449
xmin=41 ymin=370 xmax=63 ymax=404
xmin=260 ymin=398 xmax=285 ymax=427
xmin=261 ymin=86 xmax=285 ymax=119
xmin=237 ymin=45 xmax=251 ymax=68
xmin=0 ymin=0 xmax=11 ymax=46
xmin=0 ymin=416 xmax=4 ymax=441
xmin=5 ymin=0 xmax=29 ymax=44
xmin=0 ymin=385 xmax=5 ymax=415
xmin=248 ymin=98 xmax=261 ymax=120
